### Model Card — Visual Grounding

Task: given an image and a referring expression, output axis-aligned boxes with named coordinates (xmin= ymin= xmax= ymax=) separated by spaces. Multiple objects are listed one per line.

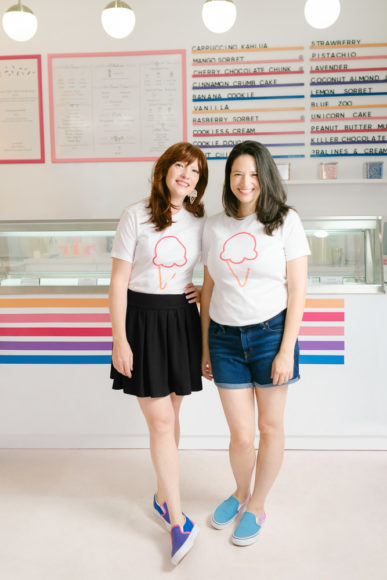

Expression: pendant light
xmin=101 ymin=0 xmax=135 ymax=39
xmin=304 ymin=0 xmax=341 ymax=29
xmin=202 ymin=0 xmax=237 ymax=34
xmin=2 ymin=0 xmax=38 ymax=42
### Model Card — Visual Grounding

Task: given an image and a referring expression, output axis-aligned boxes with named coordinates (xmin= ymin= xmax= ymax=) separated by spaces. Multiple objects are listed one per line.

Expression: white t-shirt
xmin=111 ymin=199 xmax=204 ymax=294
xmin=202 ymin=209 xmax=310 ymax=325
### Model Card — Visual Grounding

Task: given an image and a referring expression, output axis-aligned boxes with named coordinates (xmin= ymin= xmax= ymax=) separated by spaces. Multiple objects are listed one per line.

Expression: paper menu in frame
xmin=0 ymin=55 xmax=44 ymax=164
xmin=48 ymin=51 xmax=186 ymax=162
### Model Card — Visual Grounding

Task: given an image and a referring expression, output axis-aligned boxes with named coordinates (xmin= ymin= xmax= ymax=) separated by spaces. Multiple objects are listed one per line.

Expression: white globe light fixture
xmin=101 ymin=0 xmax=135 ymax=39
xmin=304 ymin=0 xmax=340 ymax=29
xmin=2 ymin=1 xmax=38 ymax=42
xmin=202 ymin=0 xmax=237 ymax=34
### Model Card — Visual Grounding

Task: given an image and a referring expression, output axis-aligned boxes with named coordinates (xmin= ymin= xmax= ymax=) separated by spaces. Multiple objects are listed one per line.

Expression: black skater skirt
xmin=110 ymin=289 xmax=203 ymax=398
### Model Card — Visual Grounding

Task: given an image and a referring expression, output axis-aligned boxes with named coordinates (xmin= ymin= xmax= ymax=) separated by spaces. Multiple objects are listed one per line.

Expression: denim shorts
xmin=209 ymin=309 xmax=300 ymax=389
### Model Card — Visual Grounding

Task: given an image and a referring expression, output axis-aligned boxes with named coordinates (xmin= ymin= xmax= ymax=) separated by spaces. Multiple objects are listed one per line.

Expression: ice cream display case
xmin=303 ymin=216 xmax=384 ymax=294
xmin=0 ymin=217 xmax=384 ymax=294
xmin=0 ymin=219 xmax=117 ymax=294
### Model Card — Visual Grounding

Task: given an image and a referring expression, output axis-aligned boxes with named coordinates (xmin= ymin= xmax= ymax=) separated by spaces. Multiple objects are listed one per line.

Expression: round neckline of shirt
xmin=172 ymin=205 xmax=188 ymax=220
xmin=227 ymin=212 xmax=256 ymax=221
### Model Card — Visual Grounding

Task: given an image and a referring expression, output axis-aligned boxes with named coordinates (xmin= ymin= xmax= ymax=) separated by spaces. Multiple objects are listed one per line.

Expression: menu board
xmin=191 ymin=40 xmax=387 ymax=161
xmin=309 ymin=41 xmax=387 ymax=157
xmin=0 ymin=55 xmax=44 ymax=163
xmin=191 ymin=43 xmax=306 ymax=160
xmin=48 ymin=51 xmax=186 ymax=162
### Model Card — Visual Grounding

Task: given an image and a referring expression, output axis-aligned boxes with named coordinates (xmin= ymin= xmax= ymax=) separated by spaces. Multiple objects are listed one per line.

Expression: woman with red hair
xmin=109 ymin=142 xmax=208 ymax=565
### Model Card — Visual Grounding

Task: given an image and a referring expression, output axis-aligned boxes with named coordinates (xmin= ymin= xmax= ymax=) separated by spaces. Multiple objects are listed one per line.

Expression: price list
xmin=309 ymin=41 xmax=387 ymax=157
xmin=191 ymin=43 xmax=306 ymax=160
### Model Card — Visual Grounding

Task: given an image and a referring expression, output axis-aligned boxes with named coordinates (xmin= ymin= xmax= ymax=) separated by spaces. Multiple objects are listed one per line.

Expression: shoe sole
xmin=153 ymin=507 xmax=171 ymax=531
xmin=210 ymin=513 xmax=238 ymax=529
xmin=211 ymin=496 xmax=250 ymax=530
xmin=171 ymin=524 xmax=200 ymax=566
xmin=232 ymin=533 xmax=259 ymax=546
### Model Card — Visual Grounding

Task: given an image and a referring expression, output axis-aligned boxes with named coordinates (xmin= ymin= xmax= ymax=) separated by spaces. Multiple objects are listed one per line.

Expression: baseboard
xmin=0 ymin=434 xmax=386 ymax=450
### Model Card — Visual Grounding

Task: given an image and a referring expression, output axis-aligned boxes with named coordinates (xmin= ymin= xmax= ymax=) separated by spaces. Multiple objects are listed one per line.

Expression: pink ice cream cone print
xmin=220 ymin=232 xmax=258 ymax=287
xmin=153 ymin=236 xmax=187 ymax=290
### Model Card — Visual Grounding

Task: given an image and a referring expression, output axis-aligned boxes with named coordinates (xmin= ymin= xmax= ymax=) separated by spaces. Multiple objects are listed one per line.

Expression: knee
xmin=148 ymin=412 xmax=175 ymax=437
xmin=258 ymin=418 xmax=284 ymax=437
xmin=230 ymin=430 xmax=255 ymax=452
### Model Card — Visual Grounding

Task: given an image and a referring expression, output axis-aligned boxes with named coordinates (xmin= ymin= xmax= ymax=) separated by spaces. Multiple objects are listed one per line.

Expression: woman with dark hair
xmin=109 ymin=142 xmax=208 ymax=565
xmin=201 ymin=141 xmax=310 ymax=546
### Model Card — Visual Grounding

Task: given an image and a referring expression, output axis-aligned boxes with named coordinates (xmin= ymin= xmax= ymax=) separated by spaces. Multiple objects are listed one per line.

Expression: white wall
xmin=1 ymin=0 xmax=387 ymax=450
xmin=1 ymin=0 xmax=387 ymax=220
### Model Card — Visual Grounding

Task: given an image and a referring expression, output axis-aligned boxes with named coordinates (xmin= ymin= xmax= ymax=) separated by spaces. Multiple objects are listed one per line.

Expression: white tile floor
xmin=0 ymin=449 xmax=386 ymax=580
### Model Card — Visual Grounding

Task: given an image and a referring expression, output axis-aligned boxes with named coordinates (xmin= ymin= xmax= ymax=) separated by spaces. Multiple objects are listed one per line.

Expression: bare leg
xmin=217 ymin=387 xmax=256 ymax=503
xmin=138 ymin=395 xmax=184 ymax=527
xmin=154 ymin=393 xmax=183 ymax=506
xmin=170 ymin=393 xmax=184 ymax=447
xmin=248 ymin=385 xmax=288 ymax=516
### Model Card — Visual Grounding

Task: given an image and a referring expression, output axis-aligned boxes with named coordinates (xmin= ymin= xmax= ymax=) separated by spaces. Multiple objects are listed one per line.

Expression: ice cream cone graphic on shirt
xmin=220 ymin=232 xmax=258 ymax=287
xmin=153 ymin=236 xmax=187 ymax=290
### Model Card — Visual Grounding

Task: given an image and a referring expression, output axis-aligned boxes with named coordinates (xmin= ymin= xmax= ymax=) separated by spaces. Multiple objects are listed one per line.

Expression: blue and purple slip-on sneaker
xmin=232 ymin=511 xmax=266 ymax=546
xmin=170 ymin=515 xmax=200 ymax=566
xmin=153 ymin=494 xmax=171 ymax=531
xmin=211 ymin=494 xmax=251 ymax=529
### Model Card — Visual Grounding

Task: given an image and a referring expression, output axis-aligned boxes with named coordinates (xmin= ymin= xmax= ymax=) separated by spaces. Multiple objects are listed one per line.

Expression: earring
xmin=189 ymin=189 xmax=198 ymax=204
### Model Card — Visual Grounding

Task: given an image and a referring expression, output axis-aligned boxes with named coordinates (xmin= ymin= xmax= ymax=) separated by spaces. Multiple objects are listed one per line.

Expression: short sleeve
xmin=282 ymin=210 xmax=311 ymax=261
xmin=111 ymin=206 xmax=138 ymax=263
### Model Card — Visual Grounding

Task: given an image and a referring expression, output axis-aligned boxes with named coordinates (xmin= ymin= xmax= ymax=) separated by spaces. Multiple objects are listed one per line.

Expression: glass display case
xmin=304 ymin=216 xmax=384 ymax=293
xmin=0 ymin=216 xmax=384 ymax=294
xmin=0 ymin=220 xmax=117 ymax=294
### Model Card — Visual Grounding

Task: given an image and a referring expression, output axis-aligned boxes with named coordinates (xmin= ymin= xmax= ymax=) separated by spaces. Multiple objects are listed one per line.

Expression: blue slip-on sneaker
xmin=211 ymin=494 xmax=251 ymax=529
xmin=153 ymin=494 xmax=171 ymax=531
xmin=232 ymin=511 xmax=266 ymax=546
xmin=170 ymin=515 xmax=200 ymax=566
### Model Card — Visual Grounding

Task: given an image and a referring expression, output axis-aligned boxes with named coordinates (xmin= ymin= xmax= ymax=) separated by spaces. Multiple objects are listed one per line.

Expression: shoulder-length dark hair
xmin=223 ymin=140 xmax=291 ymax=235
xmin=147 ymin=142 xmax=208 ymax=231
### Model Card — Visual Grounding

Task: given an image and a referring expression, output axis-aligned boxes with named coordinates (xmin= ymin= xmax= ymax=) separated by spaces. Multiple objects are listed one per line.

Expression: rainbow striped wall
xmin=299 ymin=298 xmax=345 ymax=365
xmin=0 ymin=297 xmax=344 ymax=365
xmin=0 ymin=298 xmax=111 ymax=364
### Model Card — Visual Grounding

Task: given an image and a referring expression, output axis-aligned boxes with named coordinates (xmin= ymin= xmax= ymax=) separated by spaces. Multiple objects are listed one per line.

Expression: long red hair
xmin=147 ymin=142 xmax=208 ymax=231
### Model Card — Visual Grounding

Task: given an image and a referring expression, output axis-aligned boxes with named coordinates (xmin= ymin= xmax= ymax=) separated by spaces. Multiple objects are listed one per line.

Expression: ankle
xmin=171 ymin=514 xmax=185 ymax=529
xmin=233 ymin=490 xmax=251 ymax=505
xmin=247 ymin=502 xmax=265 ymax=516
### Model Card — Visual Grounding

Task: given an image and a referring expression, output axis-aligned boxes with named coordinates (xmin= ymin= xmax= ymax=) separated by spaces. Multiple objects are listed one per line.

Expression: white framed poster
xmin=48 ymin=50 xmax=186 ymax=162
xmin=0 ymin=55 xmax=44 ymax=163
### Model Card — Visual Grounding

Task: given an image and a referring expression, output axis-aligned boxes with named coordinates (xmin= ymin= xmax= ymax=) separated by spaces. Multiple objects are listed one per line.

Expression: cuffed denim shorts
xmin=209 ymin=309 xmax=300 ymax=389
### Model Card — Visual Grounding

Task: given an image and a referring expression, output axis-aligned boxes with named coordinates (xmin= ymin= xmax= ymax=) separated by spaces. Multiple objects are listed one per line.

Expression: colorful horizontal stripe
xmin=302 ymin=312 xmax=344 ymax=322
xmin=0 ymin=327 xmax=112 ymax=336
xmin=305 ymin=298 xmax=344 ymax=307
xmin=311 ymin=153 xmax=387 ymax=157
xmin=192 ymin=106 xmax=305 ymax=114
xmin=299 ymin=355 xmax=344 ymax=365
xmin=299 ymin=326 xmax=344 ymax=336
xmin=193 ymin=58 xmax=304 ymax=66
xmin=198 ymin=143 xmax=304 ymax=149
xmin=0 ymin=298 xmax=109 ymax=308
xmin=0 ymin=355 xmax=111 ymax=364
xmin=0 ymin=341 xmax=112 ymax=350
xmin=204 ymin=155 xmax=306 ymax=160
xmin=192 ymin=46 xmax=305 ymax=53
xmin=300 ymin=298 xmax=345 ymax=365
xmin=299 ymin=341 xmax=344 ymax=351
xmin=0 ymin=297 xmax=345 ymax=366
xmin=0 ymin=313 xmax=111 ymax=323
